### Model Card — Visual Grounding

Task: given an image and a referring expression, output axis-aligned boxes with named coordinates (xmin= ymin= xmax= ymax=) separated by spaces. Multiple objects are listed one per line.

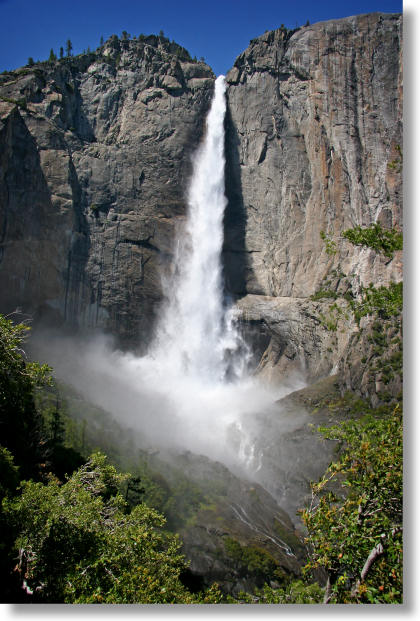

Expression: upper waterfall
xmin=152 ymin=75 xmax=244 ymax=385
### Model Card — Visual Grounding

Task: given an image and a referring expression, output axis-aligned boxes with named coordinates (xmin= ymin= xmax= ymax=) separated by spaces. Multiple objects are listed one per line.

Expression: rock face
xmin=224 ymin=12 xmax=402 ymax=298
xmin=236 ymin=294 xmax=353 ymax=385
xmin=0 ymin=14 xmax=403 ymax=380
xmin=0 ymin=17 xmax=403 ymax=591
xmin=162 ymin=452 xmax=305 ymax=596
xmin=0 ymin=35 xmax=214 ymax=344
xmin=224 ymin=12 xmax=402 ymax=386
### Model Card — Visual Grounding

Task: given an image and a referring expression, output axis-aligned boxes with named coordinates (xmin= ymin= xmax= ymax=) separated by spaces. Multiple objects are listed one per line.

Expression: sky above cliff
xmin=0 ymin=0 xmax=404 ymax=76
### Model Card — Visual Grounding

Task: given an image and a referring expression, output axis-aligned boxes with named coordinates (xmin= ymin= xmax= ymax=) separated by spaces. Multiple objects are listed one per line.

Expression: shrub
xmin=342 ymin=224 xmax=402 ymax=258
xmin=301 ymin=405 xmax=402 ymax=603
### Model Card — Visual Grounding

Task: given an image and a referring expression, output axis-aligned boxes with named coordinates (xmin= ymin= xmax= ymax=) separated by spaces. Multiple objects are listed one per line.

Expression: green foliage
xmin=310 ymin=289 xmax=338 ymax=301
xmin=301 ymin=405 xmax=402 ymax=603
xmin=0 ymin=446 xmax=19 ymax=502
xmin=27 ymin=57 xmax=35 ymax=66
xmin=320 ymin=230 xmax=337 ymax=255
xmin=387 ymin=144 xmax=402 ymax=173
xmin=0 ymin=315 xmax=51 ymax=479
xmin=224 ymin=537 xmax=281 ymax=583
xmin=3 ymin=453 xmax=202 ymax=603
xmin=163 ymin=478 xmax=205 ymax=529
xmin=307 ymin=225 xmax=403 ymax=603
xmin=234 ymin=579 xmax=323 ymax=604
xmin=0 ymin=446 xmax=21 ymax=602
xmin=0 ymin=316 xmax=50 ymax=386
xmin=66 ymin=39 xmax=73 ymax=57
xmin=342 ymin=224 xmax=402 ymax=258
xmin=318 ymin=302 xmax=349 ymax=332
xmin=0 ymin=323 xmax=220 ymax=603
xmin=350 ymin=281 xmax=402 ymax=324
xmin=0 ymin=95 xmax=28 ymax=110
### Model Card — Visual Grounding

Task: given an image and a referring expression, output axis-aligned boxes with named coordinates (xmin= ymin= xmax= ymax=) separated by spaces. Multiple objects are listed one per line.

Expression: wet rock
xmin=158 ymin=451 xmax=305 ymax=595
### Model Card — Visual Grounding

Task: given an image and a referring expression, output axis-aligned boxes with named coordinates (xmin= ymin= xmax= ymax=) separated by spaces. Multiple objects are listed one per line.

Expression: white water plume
xmin=122 ymin=74 xmax=274 ymax=465
xmin=150 ymin=75 xmax=245 ymax=385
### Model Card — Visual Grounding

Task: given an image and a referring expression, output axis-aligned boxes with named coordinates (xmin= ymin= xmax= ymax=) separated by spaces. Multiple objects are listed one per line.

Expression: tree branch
xmin=351 ymin=534 xmax=386 ymax=597
xmin=323 ymin=575 xmax=332 ymax=604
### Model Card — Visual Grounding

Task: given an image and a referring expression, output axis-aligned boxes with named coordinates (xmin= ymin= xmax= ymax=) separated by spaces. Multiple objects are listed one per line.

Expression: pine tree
xmin=48 ymin=49 xmax=57 ymax=63
xmin=49 ymin=406 xmax=65 ymax=446
xmin=27 ymin=57 xmax=34 ymax=66
xmin=59 ymin=46 xmax=64 ymax=59
xmin=66 ymin=39 xmax=73 ymax=57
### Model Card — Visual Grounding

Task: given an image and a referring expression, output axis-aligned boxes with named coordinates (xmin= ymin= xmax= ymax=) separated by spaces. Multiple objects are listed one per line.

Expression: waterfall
xmin=63 ymin=76 xmax=279 ymax=466
xmin=151 ymin=75 xmax=245 ymax=385
xmin=30 ymin=75 xmax=305 ymax=496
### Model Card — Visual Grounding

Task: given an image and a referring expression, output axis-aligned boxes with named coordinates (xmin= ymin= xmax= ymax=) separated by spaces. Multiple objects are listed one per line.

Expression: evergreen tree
xmin=100 ymin=35 xmax=104 ymax=46
xmin=48 ymin=49 xmax=57 ymax=63
xmin=59 ymin=46 xmax=64 ymax=59
xmin=0 ymin=315 xmax=50 ymax=480
xmin=3 ymin=453 xmax=203 ymax=603
xmin=27 ymin=57 xmax=34 ymax=66
xmin=49 ymin=405 xmax=65 ymax=445
xmin=66 ymin=39 xmax=73 ymax=57
xmin=0 ymin=315 xmax=51 ymax=601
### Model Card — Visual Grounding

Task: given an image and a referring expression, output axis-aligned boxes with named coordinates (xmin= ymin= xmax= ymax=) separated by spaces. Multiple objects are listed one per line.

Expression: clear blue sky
xmin=0 ymin=0 xmax=404 ymax=76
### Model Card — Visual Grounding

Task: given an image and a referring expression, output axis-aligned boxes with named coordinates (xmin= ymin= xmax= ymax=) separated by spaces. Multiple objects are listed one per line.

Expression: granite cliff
xmin=224 ymin=12 xmax=402 ymax=393
xmin=0 ymin=14 xmax=402 ymax=393
xmin=0 ymin=34 xmax=214 ymax=345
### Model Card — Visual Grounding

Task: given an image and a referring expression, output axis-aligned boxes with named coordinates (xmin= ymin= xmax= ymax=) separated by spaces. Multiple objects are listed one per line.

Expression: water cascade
xmin=151 ymin=75 xmax=245 ymax=385
xmin=38 ymin=77 xmax=286 ymax=469
xmin=124 ymin=74 xmax=275 ymax=463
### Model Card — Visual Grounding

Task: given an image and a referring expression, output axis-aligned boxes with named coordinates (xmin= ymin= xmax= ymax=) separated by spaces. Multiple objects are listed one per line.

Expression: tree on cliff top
xmin=66 ymin=39 xmax=73 ymax=57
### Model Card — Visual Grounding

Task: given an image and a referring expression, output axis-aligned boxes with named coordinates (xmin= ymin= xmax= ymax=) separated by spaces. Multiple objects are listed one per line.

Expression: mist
xmin=30 ymin=328 xmax=306 ymax=474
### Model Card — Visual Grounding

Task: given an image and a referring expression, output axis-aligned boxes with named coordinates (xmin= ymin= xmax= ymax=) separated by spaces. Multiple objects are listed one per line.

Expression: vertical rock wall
xmin=224 ymin=13 xmax=402 ymax=388
xmin=0 ymin=36 xmax=214 ymax=345
xmin=224 ymin=13 xmax=402 ymax=298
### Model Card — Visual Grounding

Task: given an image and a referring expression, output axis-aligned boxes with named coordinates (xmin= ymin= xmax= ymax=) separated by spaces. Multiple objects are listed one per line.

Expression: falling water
xmin=151 ymin=75 xmax=245 ymax=385
xmin=121 ymin=74 xmax=274 ymax=463
xmin=38 ymin=76 xmax=282 ymax=469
